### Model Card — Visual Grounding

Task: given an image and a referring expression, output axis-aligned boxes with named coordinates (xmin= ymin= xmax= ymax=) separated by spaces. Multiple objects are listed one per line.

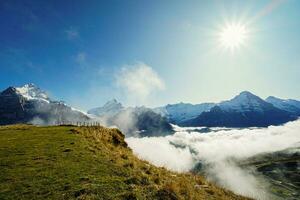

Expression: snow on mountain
xmin=266 ymin=96 xmax=300 ymax=115
xmin=181 ymin=91 xmax=296 ymax=127
xmin=218 ymin=91 xmax=270 ymax=112
xmin=287 ymin=99 xmax=300 ymax=108
xmin=87 ymin=99 xmax=124 ymax=116
xmin=15 ymin=83 xmax=50 ymax=103
xmin=0 ymin=83 xmax=90 ymax=125
xmin=2 ymin=83 xmax=298 ymax=129
xmin=155 ymin=102 xmax=215 ymax=124
xmin=13 ymin=83 xmax=88 ymax=116
xmin=70 ymin=106 xmax=90 ymax=116
xmin=155 ymin=91 xmax=275 ymax=125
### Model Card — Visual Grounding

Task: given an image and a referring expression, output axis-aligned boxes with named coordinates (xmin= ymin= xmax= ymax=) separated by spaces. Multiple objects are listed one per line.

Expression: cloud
xmin=126 ymin=136 xmax=195 ymax=171
xmin=116 ymin=62 xmax=165 ymax=105
xmin=65 ymin=27 xmax=79 ymax=40
xmin=75 ymin=52 xmax=86 ymax=65
xmin=126 ymin=120 xmax=300 ymax=199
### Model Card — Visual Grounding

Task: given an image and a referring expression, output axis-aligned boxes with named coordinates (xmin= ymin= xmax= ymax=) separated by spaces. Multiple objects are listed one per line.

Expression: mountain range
xmin=0 ymin=84 xmax=172 ymax=137
xmin=155 ymin=91 xmax=300 ymax=127
xmin=1 ymin=84 xmax=299 ymax=135
xmin=181 ymin=91 xmax=297 ymax=127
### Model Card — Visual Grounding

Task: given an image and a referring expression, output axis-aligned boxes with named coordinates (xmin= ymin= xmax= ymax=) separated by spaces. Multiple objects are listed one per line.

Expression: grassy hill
xmin=0 ymin=125 xmax=251 ymax=200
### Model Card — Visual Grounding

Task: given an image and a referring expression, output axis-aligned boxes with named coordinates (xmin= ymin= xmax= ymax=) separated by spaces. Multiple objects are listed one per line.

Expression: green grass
xmin=0 ymin=125 xmax=250 ymax=200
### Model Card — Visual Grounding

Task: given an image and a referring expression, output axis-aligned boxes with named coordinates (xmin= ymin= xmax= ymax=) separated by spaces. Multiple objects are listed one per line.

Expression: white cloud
xmin=75 ymin=52 xmax=86 ymax=65
xmin=116 ymin=62 xmax=165 ymax=105
xmin=65 ymin=27 xmax=79 ymax=40
xmin=126 ymin=120 xmax=300 ymax=199
xmin=127 ymin=136 xmax=195 ymax=171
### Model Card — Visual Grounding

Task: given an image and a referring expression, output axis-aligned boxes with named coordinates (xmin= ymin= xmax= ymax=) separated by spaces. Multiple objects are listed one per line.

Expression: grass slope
xmin=0 ymin=125 xmax=250 ymax=200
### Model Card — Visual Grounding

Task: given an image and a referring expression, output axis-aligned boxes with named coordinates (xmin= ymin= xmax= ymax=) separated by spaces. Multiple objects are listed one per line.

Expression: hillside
xmin=0 ymin=125 xmax=250 ymax=200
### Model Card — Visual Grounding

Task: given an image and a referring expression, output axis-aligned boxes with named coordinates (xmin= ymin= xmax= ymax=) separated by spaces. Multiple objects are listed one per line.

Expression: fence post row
xmin=55 ymin=121 xmax=100 ymax=126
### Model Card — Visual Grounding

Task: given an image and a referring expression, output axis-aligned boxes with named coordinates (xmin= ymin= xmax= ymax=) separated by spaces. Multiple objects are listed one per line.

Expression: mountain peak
xmin=24 ymin=83 xmax=36 ymax=88
xmin=88 ymin=99 xmax=123 ymax=116
xmin=239 ymin=90 xmax=252 ymax=95
xmin=14 ymin=83 xmax=50 ymax=103
xmin=238 ymin=91 xmax=257 ymax=98
xmin=266 ymin=96 xmax=284 ymax=102
xmin=103 ymin=99 xmax=123 ymax=108
xmin=219 ymin=91 xmax=268 ymax=112
xmin=233 ymin=91 xmax=262 ymax=102
xmin=0 ymin=86 xmax=17 ymax=95
xmin=105 ymin=98 xmax=119 ymax=105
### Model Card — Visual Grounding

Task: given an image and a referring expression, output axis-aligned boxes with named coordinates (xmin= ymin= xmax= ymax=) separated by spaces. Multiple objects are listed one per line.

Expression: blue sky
xmin=0 ymin=0 xmax=299 ymax=110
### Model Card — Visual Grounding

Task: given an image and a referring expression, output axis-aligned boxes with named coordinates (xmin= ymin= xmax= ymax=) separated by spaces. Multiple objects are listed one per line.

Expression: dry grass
xmin=0 ymin=125 xmax=252 ymax=200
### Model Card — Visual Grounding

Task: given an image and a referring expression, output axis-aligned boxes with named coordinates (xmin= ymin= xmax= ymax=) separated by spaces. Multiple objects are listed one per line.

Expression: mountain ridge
xmin=266 ymin=96 xmax=300 ymax=115
xmin=0 ymin=84 xmax=89 ymax=125
xmin=88 ymin=99 xmax=124 ymax=117
xmin=1 ymin=84 xmax=299 ymax=129
xmin=182 ymin=91 xmax=297 ymax=127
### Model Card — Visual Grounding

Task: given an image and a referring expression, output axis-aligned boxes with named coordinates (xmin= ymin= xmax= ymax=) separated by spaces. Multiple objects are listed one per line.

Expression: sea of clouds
xmin=126 ymin=119 xmax=300 ymax=199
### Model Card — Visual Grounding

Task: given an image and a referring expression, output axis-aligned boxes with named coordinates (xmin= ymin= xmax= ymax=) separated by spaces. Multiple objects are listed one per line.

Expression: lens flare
xmin=219 ymin=23 xmax=248 ymax=51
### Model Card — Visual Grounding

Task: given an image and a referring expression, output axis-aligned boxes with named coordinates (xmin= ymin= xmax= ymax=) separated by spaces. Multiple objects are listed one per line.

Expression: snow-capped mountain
xmin=15 ymin=83 xmax=50 ymax=103
xmin=266 ymin=96 xmax=300 ymax=115
xmin=182 ymin=91 xmax=297 ymax=127
xmin=1 ymin=84 xmax=299 ymax=130
xmin=0 ymin=84 xmax=89 ymax=125
xmin=87 ymin=99 xmax=123 ymax=117
xmin=218 ymin=91 xmax=272 ymax=112
xmin=154 ymin=102 xmax=215 ymax=125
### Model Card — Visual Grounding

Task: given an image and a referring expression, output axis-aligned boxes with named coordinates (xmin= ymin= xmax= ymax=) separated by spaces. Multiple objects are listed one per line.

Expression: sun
xmin=219 ymin=23 xmax=248 ymax=51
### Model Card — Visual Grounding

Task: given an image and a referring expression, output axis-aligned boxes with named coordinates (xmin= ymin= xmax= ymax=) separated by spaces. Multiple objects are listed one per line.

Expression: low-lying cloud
xmin=126 ymin=120 xmax=300 ymax=199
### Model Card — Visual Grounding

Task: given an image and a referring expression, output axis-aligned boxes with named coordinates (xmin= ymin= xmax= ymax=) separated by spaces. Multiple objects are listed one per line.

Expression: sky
xmin=0 ymin=0 xmax=300 ymax=110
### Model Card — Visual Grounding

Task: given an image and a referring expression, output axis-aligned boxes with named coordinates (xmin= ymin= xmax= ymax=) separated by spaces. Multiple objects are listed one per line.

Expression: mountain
xmin=87 ymin=99 xmax=123 ymax=117
xmin=266 ymin=96 xmax=300 ymax=116
xmin=0 ymin=84 xmax=89 ymax=125
xmin=183 ymin=91 xmax=297 ymax=127
xmin=89 ymin=102 xmax=174 ymax=137
xmin=155 ymin=102 xmax=215 ymax=125
xmin=1 ymin=84 xmax=298 ymax=130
